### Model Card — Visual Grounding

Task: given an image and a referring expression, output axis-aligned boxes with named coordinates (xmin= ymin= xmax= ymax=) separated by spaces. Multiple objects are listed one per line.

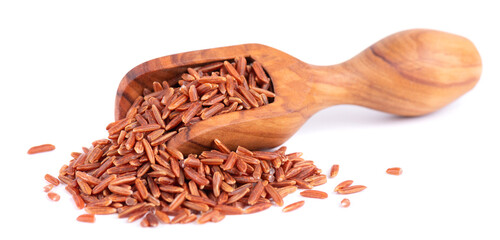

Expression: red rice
xmin=340 ymin=198 xmax=350 ymax=208
xmin=44 ymin=174 xmax=60 ymax=186
xmin=76 ymin=214 xmax=95 ymax=223
xmin=282 ymin=200 xmax=305 ymax=212
xmin=386 ymin=167 xmax=403 ymax=175
xmin=47 ymin=192 xmax=60 ymax=201
xmin=28 ymin=144 xmax=55 ymax=154
xmin=300 ymin=190 xmax=329 ymax=199
xmin=47 ymin=58 xmax=332 ymax=227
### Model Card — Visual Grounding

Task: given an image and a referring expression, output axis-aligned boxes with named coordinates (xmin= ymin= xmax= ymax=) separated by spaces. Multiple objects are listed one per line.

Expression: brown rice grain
xmin=159 ymin=185 xmax=184 ymax=193
xmin=170 ymin=210 xmax=189 ymax=224
xmin=181 ymin=213 xmax=198 ymax=224
xmin=146 ymin=129 xmax=165 ymax=142
xmin=214 ymin=204 xmax=244 ymax=215
xmin=212 ymin=172 xmax=222 ymax=197
xmin=129 ymin=209 xmax=149 ymax=223
xmin=226 ymin=188 xmax=250 ymax=204
xmin=244 ymin=202 xmax=272 ymax=214
xmin=43 ymin=184 xmax=54 ymax=192
xmin=75 ymin=171 xmax=101 ymax=186
xmin=210 ymin=211 xmax=225 ymax=223
xmin=47 ymin=192 xmax=60 ymax=201
xmin=183 ymin=167 xmax=209 ymax=186
xmin=293 ymin=178 xmax=313 ymax=189
xmin=235 ymin=56 xmax=247 ymax=76
xmin=183 ymin=201 xmax=210 ymax=212
xmin=70 ymin=192 xmax=85 ymax=209
xmin=188 ymin=85 xmax=199 ymax=102
xmin=28 ymin=144 xmax=56 ymax=154
xmin=187 ymin=68 xmax=200 ymax=79
xmin=386 ymin=167 xmax=403 ymax=176
xmin=197 ymin=210 xmax=219 ymax=224
xmin=251 ymin=61 xmax=269 ymax=83
xmin=247 ymin=180 xmax=265 ymax=205
xmin=86 ymin=147 xmax=104 ymax=163
xmin=108 ymin=185 xmax=133 ymax=196
xmin=264 ymin=184 xmax=284 ymax=206
xmin=270 ymin=180 xmax=296 ymax=188
xmin=75 ymin=162 xmax=101 ymax=171
xmin=337 ymin=185 xmax=367 ymax=195
xmin=182 ymin=102 xmax=202 ymax=124
xmin=169 ymin=191 xmax=187 ymax=211
xmin=168 ymin=95 xmax=188 ymax=110
xmin=87 ymin=198 xmax=113 ymax=207
xmin=150 ymin=131 xmax=176 ymax=147
xmin=76 ymin=214 xmax=95 ymax=223
xmin=220 ymin=152 xmax=237 ymax=170
xmin=155 ymin=210 xmax=171 ymax=224
xmin=250 ymin=86 xmax=276 ymax=98
xmin=237 ymin=86 xmax=259 ymax=108
xmin=118 ymin=202 xmax=148 ymax=218
xmin=134 ymin=178 xmax=148 ymax=199
xmin=141 ymin=139 xmax=155 ymax=164
xmin=224 ymin=60 xmax=242 ymax=82
xmin=147 ymin=176 xmax=161 ymax=198
xmin=92 ymin=174 xmax=117 ymax=195
xmin=125 ymin=197 xmax=137 ymax=206
xmin=76 ymin=178 xmax=92 ymax=195
xmin=334 ymin=180 xmax=354 ymax=192
xmin=198 ymin=76 xmax=226 ymax=84
xmin=300 ymin=190 xmax=328 ymax=199
xmin=151 ymin=105 xmax=165 ymax=128
xmin=109 ymin=175 xmax=136 ymax=186
xmin=309 ymin=175 xmax=328 ymax=187
xmin=200 ymin=103 xmax=224 ymax=120
xmin=44 ymin=174 xmax=60 ymax=186
xmin=185 ymin=194 xmax=216 ymax=207
xmin=199 ymin=62 xmax=224 ymax=73
xmin=340 ymin=198 xmax=351 ymax=208
xmin=202 ymin=94 xmax=226 ymax=106
xmin=200 ymin=89 xmax=218 ymax=101
xmin=330 ymin=164 xmax=339 ymax=178
xmin=85 ymin=206 xmax=117 ymax=215
xmin=165 ymin=147 xmax=184 ymax=161
xmin=143 ymin=212 xmax=159 ymax=227
xmin=276 ymin=186 xmax=298 ymax=198
xmin=282 ymin=200 xmax=305 ymax=212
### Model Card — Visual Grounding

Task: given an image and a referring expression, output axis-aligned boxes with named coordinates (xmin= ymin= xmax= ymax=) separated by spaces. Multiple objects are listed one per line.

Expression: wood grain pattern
xmin=115 ymin=29 xmax=481 ymax=154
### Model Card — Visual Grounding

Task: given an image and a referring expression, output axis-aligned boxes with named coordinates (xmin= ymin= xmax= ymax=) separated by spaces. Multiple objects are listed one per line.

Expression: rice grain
xmin=282 ymin=200 xmax=305 ymax=212
xmin=44 ymin=174 xmax=60 ymax=186
xmin=300 ymin=190 xmax=328 ymax=199
xmin=330 ymin=164 xmax=339 ymax=178
xmin=28 ymin=144 xmax=56 ymax=154
xmin=340 ymin=198 xmax=350 ymax=208
xmin=386 ymin=167 xmax=403 ymax=176
xmin=47 ymin=192 xmax=60 ymax=201
xmin=76 ymin=214 xmax=95 ymax=223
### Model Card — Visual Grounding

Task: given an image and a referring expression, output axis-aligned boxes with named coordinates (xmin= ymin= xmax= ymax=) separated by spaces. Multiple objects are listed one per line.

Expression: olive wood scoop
xmin=115 ymin=29 xmax=481 ymax=154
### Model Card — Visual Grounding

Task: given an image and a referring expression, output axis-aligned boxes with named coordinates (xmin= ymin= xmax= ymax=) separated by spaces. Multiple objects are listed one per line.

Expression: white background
xmin=1 ymin=1 xmax=499 ymax=239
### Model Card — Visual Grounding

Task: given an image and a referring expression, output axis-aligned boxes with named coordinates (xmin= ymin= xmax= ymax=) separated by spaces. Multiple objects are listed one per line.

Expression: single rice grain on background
xmin=28 ymin=144 xmax=56 ymax=154
xmin=282 ymin=200 xmax=305 ymax=212
xmin=386 ymin=167 xmax=403 ymax=176
xmin=340 ymin=198 xmax=350 ymax=208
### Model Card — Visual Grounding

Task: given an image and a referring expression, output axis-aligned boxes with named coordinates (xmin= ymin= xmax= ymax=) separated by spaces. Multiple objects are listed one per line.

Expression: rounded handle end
xmin=342 ymin=29 xmax=482 ymax=116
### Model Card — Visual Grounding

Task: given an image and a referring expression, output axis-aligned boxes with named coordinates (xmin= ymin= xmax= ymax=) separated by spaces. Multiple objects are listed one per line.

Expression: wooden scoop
xmin=115 ymin=29 xmax=481 ymax=154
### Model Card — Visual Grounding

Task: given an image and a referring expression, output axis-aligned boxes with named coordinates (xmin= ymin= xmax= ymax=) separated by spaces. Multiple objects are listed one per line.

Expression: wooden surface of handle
xmin=307 ymin=29 xmax=482 ymax=116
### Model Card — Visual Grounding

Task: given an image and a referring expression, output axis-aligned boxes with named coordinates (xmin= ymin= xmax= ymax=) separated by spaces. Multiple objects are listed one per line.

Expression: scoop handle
xmin=310 ymin=29 xmax=482 ymax=116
